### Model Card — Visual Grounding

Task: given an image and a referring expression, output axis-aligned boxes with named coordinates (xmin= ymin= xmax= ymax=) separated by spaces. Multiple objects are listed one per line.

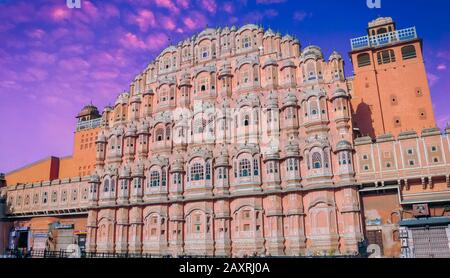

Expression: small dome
xmin=282 ymin=91 xmax=298 ymax=107
xmin=263 ymin=58 xmax=278 ymax=69
xmin=266 ymin=91 xmax=279 ymax=108
xmin=336 ymin=140 xmax=352 ymax=151
xmin=282 ymin=34 xmax=293 ymax=42
xmin=331 ymin=88 xmax=349 ymax=100
xmin=264 ymin=28 xmax=275 ymax=38
xmin=301 ymin=45 xmax=323 ymax=61
xmin=197 ymin=27 xmax=216 ymax=38
xmin=120 ymin=167 xmax=131 ymax=178
xmin=89 ymin=173 xmax=100 ymax=183
xmin=125 ymin=124 xmax=137 ymax=137
xmin=280 ymin=59 xmax=296 ymax=70
xmin=328 ymin=51 xmax=342 ymax=61
xmin=96 ymin=133 xmax=107 ymax=143
xmin=77 ymin=104 xmax=100 ymax=118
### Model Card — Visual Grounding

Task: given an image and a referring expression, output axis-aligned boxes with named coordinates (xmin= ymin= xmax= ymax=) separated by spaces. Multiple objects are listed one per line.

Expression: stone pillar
xmin=115 ymin=207 xmax=129 ymax=254
xmin=86 ymin=209 xmax=98 ymax=252
xmin=284 ymin=193 xmax=306 ymax=256
xmin=214 ymin=200 xmax=231 ymax=257
xmin=128 ymin=206 xmax=143 ymax=253
xmin=339 ymin=187 xmax=363 ymax=254
xmin=168 ymin=203 xmax=184 ymax=257
xmin=264 ymin=195 xmax=285 ymax=256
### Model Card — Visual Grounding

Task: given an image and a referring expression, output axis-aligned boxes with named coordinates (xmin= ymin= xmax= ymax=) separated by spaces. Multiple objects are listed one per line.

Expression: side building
xmin=0 ymin=105 xmax=101 ymax=252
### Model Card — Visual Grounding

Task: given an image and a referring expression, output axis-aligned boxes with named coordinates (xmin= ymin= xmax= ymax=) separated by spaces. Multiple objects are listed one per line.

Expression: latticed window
xmin=103 ymin=179 xmax=110 ymax=192
xmin=121 ymin=179 xmax=128 ymax=190
xmin=401 ymin=45 xmax=417 ymax=60
xmin=239 ymin=159 xmax=251 ymax=177
xmin=191 ymin=162 xmax=204 ymax=181
xmin=205 ymin=161 xmax=211 ymax=180
xmin=357 ymin=53 xmax=371 ymax=67
xmin=165 ymin=126 xmax=171 ymax=140
xmin=287 ymin=158 xmax=299 ymax=171
xmin=286 ymin=107 xmax=295 ymax=119
xmin=195 ymin=118 xmax=206 ymax=134
xmin=161 ymin=169 xmax=167 ymax=186
xmin=253 ymin=158 xmax=259 ymax=176
xmin=243 ymin=114 xmax=250 ymax=126
xmin=201 ymin=46 xmax=209 ymax=59
xmin=312 ymin=152 xmax=322 ymax=169
xmin=134 ymin=178 xmax=142 ymax=188
xmin=242 ymin=36 xmax=251 ymax=49
xmin=310 ymin=101 xmax=319 ymax=118
xmin=324 ymin=151 xmax=329 ymax=168
xmin=155 ymin=128 xmax=164 ymax=141
xmin=150 ymin=171 xmax=160 ymax=187
xmin=377 ymin=49 xmax=396 ymax=65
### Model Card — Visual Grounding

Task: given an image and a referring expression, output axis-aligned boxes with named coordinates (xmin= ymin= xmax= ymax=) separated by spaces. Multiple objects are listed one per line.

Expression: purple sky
xmin=1 ymin=0 xmax=449 ymax=173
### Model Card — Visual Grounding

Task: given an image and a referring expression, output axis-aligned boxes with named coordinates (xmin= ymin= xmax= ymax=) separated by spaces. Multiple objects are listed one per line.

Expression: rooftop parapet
xmin=76 ymin=117 xmax=102 ymax=131
xmin=350 ymin=26 xmax=417 ymax=50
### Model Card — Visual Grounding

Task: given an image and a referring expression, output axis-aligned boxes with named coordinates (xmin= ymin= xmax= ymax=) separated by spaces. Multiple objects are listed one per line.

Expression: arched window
xmin=312 ymin=152 xmax=322 ymax=169
xmin=357 ymin=53 xmax=371 ymax=67
xmin=191 ymin=162 xmax=204 ymax=181
xmin=120 ymin=179 xmax=128 ymax=190
xmin=239 ymin=159 xmax=251 ymax=177
xmin=134 ymin=178 xmax=141 ymax=188
xmin=401 ymin=45 xmax=417 ymax=60
xmin=104 ymin=179 xmax=110 ymax=192
xmin=205 ymin=161 xmax=211 ymax=180
xmin=253 ymin=158 xmax=259 ymax=176
xmin=161 ymin=169 xmax=167 ymax=186
xmin=110 ymin=178 xmax=115 ymax=192
xmin=324 ymin=151 xmax=329 ymax=168
xmin=195 ymin=119 xmax=206 ymax=134
xmin=155 ymin=128 xmax=164 ymax=142
xmin=377 ymin=49 xmax=396 ymax=65
xmin=243 ymin=114 xmax=250 ymax=126
xmin=165 ymin=126 xmax=171 ymax=140
xmin=310 ymin=101 xmax=319 ymax=118
xmin=150 ymin=171 xmax=160 ymax=187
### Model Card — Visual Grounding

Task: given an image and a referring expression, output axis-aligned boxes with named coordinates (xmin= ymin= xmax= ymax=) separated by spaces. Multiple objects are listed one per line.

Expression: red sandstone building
xmin=0 ymin=18 xmax=449 ymax=258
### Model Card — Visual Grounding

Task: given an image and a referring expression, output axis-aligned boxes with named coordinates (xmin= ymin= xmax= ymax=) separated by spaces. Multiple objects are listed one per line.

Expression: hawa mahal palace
xmin=1 ymin=17 xmax=449 ymax=258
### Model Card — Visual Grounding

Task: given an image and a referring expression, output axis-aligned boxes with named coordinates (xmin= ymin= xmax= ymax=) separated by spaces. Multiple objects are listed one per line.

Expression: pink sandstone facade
xmin=1 ymin=18 xmax=450 ymax=258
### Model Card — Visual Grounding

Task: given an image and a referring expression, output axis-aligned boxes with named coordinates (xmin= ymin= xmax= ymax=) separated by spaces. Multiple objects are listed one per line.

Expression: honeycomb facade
xmin=86 ymin=24 xmax=361 ymax=256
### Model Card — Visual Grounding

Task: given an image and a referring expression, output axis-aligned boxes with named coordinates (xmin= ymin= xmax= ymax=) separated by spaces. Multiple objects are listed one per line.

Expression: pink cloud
xmin=223 ymin=2 xmax=234 ymax=13
xmin=437 ymin=51 xmax=450 ymax=61
xmin=58 ymin=58 xmax=91 ymax=72
xmin=293 ymin=11 xmax=309 ymax=21
xmin=23 ymin=68 xmax=49 ymax=82
xmin=132 ymin=9 xmax=157 ymax=32
xmin=183 ymin=11 xmax=207 ymax=30
xmin=177 ymin=0 xmax=190 ymax=9
xmin=146 ymin=33 xmax=169 ymax=51
xmin=256 ymin=0 xmax=286 ymax=4
xmin=437 ymin=64 xmax=447 ymax=71
xmin=200 ymin=0 xmax=217 ymax=13
xmin=120 ymin=32 xmax=147 ymax=50
xmin=92 ymin=70 xmax=120 ymax=80
xmin=28 ymin=51 xmax=57 ymax=65
xmin=103 ymin=4 xmax=121 ymax=18
xmin=161 ymin=16 xmax=177 ymax=30
xmin=27 ymin=29 xmax=46 ymax=40
xmin=427 ymin=72 xmax=439 ymax=87
xmin=51 ymin=7 xmax=71 ymax=21
xmin=155 ymin=0 xmax=180 ymax=14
